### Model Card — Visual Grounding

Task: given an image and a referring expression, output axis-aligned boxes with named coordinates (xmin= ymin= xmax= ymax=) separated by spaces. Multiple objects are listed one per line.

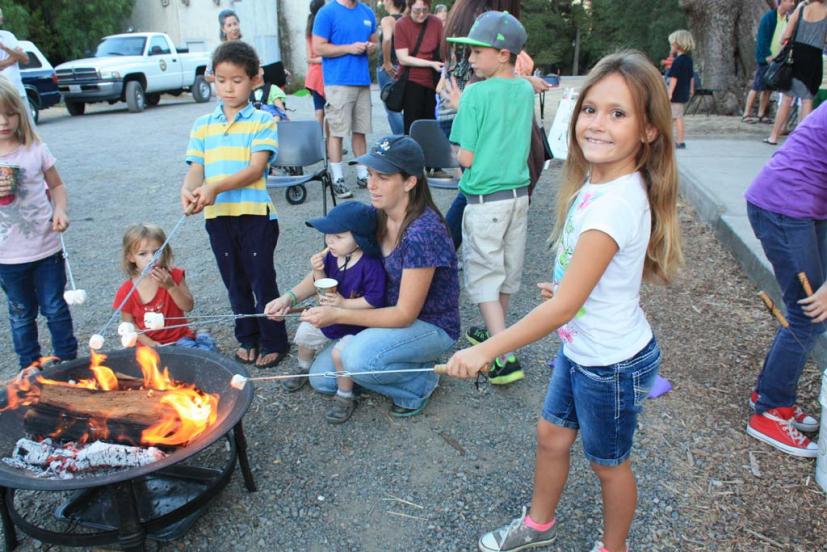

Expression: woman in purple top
xmin=301 ymin=135 xmax=460 ymax=417
xmin=744 ymin=102 xmax=827 ymax=458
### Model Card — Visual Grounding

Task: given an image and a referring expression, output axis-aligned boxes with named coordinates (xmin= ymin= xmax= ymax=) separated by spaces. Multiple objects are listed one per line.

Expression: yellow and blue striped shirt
xmin=185 ymin=102 xmax=278 ymax=219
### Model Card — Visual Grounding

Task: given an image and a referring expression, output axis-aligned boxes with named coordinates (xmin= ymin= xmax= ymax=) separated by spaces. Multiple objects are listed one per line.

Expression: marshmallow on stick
xmin=120 ymin=332 xmax=138 ymax=348
xmin=89 ymin=334 xmax=105 ymax=350
xmin=144 ymin=312 xmax=165 ymax=330
xmin=63 ymin=289 xmax=87 ymax=306
xmin=117 ymin=322 xmax=136 ymax=336
xmin=230 ymin=374 xmax=248 ymax=390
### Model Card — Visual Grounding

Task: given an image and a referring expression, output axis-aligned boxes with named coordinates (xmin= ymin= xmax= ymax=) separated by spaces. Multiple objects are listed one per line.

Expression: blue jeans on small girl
xmin=0 ymin=252 xmax=78 ymax=368
xmin=747 ymin=202 xmax=827 ymax=413
xmin=542 ymin=337 xmax=660 ymax=466
xmin=174 ymin=332 xmax=218 ymax=352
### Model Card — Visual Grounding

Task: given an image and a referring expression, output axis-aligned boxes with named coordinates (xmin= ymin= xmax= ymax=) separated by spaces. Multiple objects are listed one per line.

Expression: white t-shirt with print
xmin=552 ymin=171 xmax=652 ymax=366
xmin=0 ymin=30 xmax=25 ymax=97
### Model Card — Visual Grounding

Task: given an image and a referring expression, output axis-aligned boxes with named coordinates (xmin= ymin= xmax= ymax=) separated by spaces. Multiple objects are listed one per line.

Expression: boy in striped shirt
xmin=180 ymin=40 xmax=289 ymax=368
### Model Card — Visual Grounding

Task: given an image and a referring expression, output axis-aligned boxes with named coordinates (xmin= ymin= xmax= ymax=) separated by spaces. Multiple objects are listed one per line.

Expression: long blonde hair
xmin=122 ymin=224 xmax=173 ymax=277
xmin=0 ymin=76 xmax=38 ymax=147
xmin=551 ymin=50 xmax=683 ymax=283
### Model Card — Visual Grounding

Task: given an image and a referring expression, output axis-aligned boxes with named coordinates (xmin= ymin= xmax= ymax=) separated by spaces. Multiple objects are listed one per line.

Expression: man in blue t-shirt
xmin=312 ymin=0 xmax=377 ymax=199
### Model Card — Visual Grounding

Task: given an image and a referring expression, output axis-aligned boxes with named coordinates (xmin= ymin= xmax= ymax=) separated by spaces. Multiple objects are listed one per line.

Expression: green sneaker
xmin=465 ymin=326 xmax=490 ymax=346
xmin=488 ymin=355 xmax=524 ymax=385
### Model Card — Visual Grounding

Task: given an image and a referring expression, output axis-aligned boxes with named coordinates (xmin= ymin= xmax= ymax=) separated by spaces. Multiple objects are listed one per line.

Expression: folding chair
xmin=409 ymin=119 xmax=460 ymax=190
xmin=685 ymin=71 xmax=716 ymax=116
xmin=267 ymin=120 xmax=337 ymax=215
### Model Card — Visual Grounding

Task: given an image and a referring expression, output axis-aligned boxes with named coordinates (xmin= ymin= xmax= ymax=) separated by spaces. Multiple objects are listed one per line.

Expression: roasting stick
xmin=132 ymin=312 xmax=306 ymax=336
xmin=89 ymin=207 xmax=194 ymax=349
xmin=230 ymin=364 xmax=488 ymax=389
xmin=163 ymin=305 xmax=312 ymax=322
xmin=798 ymin=272 xmax=815 ymax=296
xmin=758 ymin=291 xmax=808 ymax=351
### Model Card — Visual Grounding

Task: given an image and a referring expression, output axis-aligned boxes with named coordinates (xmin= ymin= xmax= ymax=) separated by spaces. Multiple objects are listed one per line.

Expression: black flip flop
xmin=255 ymin=350 xmax=286 ymax=369
xmin=235 ymin=344 xmax=257 ymax=364
xmin=762 ymin=138 xmax=778 ymax=146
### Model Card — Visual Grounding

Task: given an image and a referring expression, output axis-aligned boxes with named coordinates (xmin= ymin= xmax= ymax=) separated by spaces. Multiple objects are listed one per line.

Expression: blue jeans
xmin=437 ymin=117 xmax=467 ymax=249
xmin=175 ymin=332 xmax=218 ymax=352
xmin=309 ymin=320 xmax=456 ymax=409
xmin=377 ymin=67 xmax=404 ymax=135
xmin=747 ymin=202 xmax=827 ymax=413
xmin=542 ymin=338 xmax=660 ymax=466
xmin=0 ymin=252 xmax=78 ymax=367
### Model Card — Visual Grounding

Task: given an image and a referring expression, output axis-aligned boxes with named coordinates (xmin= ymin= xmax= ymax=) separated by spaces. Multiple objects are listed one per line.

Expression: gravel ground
xmin=0 ymin=95 xmax=824 ymax=551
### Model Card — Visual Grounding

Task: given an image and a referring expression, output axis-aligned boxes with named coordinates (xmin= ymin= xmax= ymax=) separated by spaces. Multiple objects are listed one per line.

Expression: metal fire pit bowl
xmin=0 ymin=347 xmax=253 ymax=491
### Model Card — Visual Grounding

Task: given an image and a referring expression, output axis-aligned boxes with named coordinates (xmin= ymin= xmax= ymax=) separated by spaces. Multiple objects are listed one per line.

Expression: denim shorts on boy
xmin=461 ymin=194 xmax=529 ymax=303
xmin=324 ymin=85 xmax=372 ymax=138
xmin=542 ymin=337 xmax=660 ymax=466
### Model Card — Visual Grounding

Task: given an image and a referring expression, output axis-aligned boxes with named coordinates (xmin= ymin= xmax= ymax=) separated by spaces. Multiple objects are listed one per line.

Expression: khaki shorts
xmin=324 ymin=85 xmax=372 ymax=138
xmin=462 ymin=195 xmax=529 ymax=304
xmin=670 ymin=102 xmax=685 ymax=119
xmin=294 ymin=321 xmax=353 ymax=352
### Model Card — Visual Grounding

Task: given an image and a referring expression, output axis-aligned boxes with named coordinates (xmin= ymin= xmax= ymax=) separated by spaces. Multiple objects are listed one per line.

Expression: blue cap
xmin=305 ymin=201 xmax=381 ymax=258
xmin=351 ymin=135 xmax=425 ymax=178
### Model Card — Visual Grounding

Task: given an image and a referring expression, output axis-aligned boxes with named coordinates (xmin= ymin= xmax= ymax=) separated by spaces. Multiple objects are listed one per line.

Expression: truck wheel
xmin=65 ymin=100 xmax=85 ymax=116
xmin=27 ymin=97 xmax=39 ymax=124
xmin=146 ymin=93 xmax=161 ymax=107
xmin=125 ymin=80 xmax=146 ymax=113
xmin=192 ymin=75 xmax=211 ymax=103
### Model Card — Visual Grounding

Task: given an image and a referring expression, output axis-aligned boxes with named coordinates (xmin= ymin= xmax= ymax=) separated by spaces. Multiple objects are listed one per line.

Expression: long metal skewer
xmin=59 ymin=233 xmax=77 ymax=291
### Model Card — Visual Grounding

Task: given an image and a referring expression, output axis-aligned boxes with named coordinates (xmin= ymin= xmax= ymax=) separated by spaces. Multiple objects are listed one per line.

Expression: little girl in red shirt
xmin=113 ymin=224 xmax=216 ymax=351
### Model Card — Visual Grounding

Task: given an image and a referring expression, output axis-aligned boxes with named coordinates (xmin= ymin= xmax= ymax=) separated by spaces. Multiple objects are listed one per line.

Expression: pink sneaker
xmin=749 ymin=391 xmax=819 ymax=432
xmin=747 ymin=407 xmax=818 ymax=458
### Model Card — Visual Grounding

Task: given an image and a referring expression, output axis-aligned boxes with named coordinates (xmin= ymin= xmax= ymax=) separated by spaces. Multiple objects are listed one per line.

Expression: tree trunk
xmin=680 ymin=0 xmax=768 ymax=114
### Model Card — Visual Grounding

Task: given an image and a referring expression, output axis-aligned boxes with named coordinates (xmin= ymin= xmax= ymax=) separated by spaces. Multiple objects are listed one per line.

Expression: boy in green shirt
xmin=448 ymin=11 xmax=534 ymax=384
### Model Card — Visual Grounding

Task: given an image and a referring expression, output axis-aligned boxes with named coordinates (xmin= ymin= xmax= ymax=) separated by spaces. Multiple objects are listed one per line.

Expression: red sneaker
xmin=747 ymin=407 xmax=818 ymax=458
xmin=749 ymin=391 xmax=819 ymax=432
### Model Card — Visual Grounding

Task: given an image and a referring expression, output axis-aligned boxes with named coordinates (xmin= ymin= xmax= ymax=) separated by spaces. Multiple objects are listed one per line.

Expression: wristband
xmin=286 ymin=290 xmax=298 ymax=307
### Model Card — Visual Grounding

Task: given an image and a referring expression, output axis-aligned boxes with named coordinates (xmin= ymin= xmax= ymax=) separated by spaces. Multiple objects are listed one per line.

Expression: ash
xmin=2 ymin=438 xmax=166 ymax=479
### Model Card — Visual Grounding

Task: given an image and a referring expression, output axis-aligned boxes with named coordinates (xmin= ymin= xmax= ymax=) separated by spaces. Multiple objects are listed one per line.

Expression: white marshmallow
xmin=89 ymin=334 xmax=105 ymax=350
xmin=120 ymin=332 xmax=138 ymax=348
xmin=230 ymin=374 xmax=248 ymax=390
xmin=144 ymin=312 xmax=165 ymax=330
xmin=117 ymin=322 xmax=136 ymax=336
xmin=63 ymin=290 xmax=75 ymax=305
xmin=73 ymin=289 xmax=87 ymax=305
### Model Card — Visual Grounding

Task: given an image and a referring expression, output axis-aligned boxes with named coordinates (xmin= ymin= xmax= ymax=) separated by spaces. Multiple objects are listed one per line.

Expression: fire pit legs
xmin=113 ymin=480 xmax=147 ymax=551
xmin=233 ymin=422 xmax=257 ymax=492
xmin=0 ymin=486 xmax=18 ymax=551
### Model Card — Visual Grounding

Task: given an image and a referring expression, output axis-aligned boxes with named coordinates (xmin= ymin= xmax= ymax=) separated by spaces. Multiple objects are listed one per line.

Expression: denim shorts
xmin=542 ymin=338 xmax=660 ymax=466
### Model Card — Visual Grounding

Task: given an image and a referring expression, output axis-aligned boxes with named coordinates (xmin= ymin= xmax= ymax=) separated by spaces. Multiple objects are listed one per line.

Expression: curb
xmin=677 ymin=166 xmax=827 ymax=369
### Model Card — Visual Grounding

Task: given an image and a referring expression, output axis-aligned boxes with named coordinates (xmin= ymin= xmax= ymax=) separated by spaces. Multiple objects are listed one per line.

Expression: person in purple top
xmin=744 ymin=101 xmax=827 ymax=458
xmin=299 ymin=135 xmax=460 ymax=417
xmin=266 ymin=201 xmax=386 ymax=424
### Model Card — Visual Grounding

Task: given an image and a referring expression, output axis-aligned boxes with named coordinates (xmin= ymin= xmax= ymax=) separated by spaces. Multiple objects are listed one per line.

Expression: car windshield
xmin=95 ymin=37 xmax=146 ymax=57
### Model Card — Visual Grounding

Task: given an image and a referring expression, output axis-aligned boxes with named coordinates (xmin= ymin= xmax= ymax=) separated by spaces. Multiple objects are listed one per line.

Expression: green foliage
xmin=522 ymin=0 xmax=687 ymax=74
xmin=0 ymin=0 xmax=135 ymax=65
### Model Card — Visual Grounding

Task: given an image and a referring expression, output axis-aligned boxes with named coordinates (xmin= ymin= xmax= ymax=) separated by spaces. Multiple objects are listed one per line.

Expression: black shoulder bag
xmin=380 ymin=18 xmax=429 ymax=113
xmin=764 ymin=6 xmax=802 ymax=91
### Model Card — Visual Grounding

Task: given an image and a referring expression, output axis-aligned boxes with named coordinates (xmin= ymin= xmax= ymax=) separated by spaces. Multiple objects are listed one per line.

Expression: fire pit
xmin=0 ymin=348 xmax=255 ymax=551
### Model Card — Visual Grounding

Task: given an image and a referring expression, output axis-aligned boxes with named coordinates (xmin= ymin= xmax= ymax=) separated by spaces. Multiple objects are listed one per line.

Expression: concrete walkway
xmin=677 ymin=139 xmax=827 ymax=366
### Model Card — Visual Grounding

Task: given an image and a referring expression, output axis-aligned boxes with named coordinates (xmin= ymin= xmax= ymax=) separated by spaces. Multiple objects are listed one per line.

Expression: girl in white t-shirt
xmin=0 ymin=76 xmax=77 ymax=371
xmin=446 ymin=51 xmax=683 ymax=552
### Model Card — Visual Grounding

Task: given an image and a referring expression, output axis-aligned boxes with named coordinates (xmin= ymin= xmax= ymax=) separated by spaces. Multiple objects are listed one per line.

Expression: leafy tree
xmin=0 ymin=0 xmax=134 ymax=65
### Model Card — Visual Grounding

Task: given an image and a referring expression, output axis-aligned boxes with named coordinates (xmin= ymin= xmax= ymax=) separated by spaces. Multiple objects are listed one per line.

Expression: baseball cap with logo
xmin=446 ymin=10 xmax=527 ymax=55
xmin=351 ymin=135 xmax=425 ymax=177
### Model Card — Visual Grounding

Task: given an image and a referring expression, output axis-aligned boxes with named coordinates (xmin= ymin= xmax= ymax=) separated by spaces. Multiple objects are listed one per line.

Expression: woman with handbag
xmin=766 ymin=0 xmax=827 ymax=145
xmin=377 ymin=0 xmax=407 ymax=135
xmin=394 ymin=0 xmax=444 ymax=134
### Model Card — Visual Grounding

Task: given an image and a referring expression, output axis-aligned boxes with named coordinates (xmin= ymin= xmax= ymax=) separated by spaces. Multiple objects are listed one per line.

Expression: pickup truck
xmin=55 ymin=32 xmax=211 ymax=115
xmin=20 ymin=40 xmax=61 ymax=124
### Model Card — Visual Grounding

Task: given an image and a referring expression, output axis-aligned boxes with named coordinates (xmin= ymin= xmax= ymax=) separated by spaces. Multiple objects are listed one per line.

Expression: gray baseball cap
xmin=446 ymin=11 xmax=527 ymax=55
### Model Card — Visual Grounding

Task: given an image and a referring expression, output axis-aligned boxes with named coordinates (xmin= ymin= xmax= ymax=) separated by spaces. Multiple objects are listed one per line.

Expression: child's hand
xmin=300 ymin=306 xmax=338 ymax=328
xmin=192 ymin=184 xmax=218 ymax=210
xmin=151 ymin=267 xmax=175 ymax=289
xmin=52 ymin=207 xmax=70 ymax=232
xmin=445 ymin=345 xmax=490 ymax=379
xmin=440 ymin=76 xmax=463 ymax=110
xmin=310 ymin=248 xmax=328 ymax=275
xmin=799 ymin=283 xmax=827 ymax=324
xmin=319 ymin=292 xmax=344 ymax=308
xmin=181 ymin=187 xmax=200 ymax=214
xmin=265 ymin=296 xmax=292 ymax=321
xmin=537 ymin=282 xmax=555 ymax=301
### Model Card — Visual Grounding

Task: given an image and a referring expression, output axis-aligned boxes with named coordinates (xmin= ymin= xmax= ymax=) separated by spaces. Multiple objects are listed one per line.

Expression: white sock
xmin=336 ymin=389 xmax=354 ymax=399
xmin=355 ymin=164 xmax=368 ymax=179
xmin=329 ymin=162 xmax=344 ymax=181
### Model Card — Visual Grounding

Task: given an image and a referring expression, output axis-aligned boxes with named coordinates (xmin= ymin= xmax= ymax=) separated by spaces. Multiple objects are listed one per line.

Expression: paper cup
xmin=0 ymin=163 xmax=20 ymax=206
xmin=314 ymin=278 xmax=338 ymax=301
